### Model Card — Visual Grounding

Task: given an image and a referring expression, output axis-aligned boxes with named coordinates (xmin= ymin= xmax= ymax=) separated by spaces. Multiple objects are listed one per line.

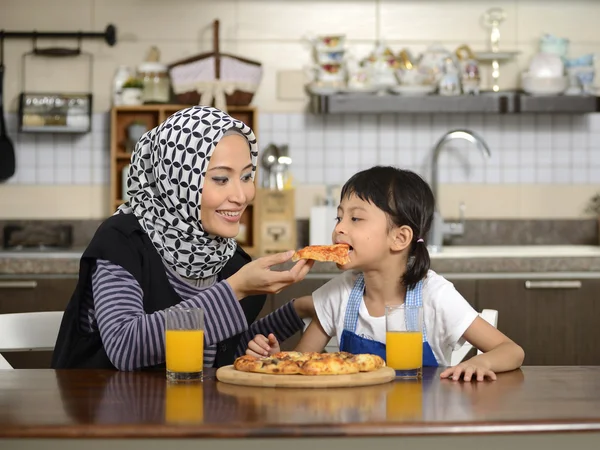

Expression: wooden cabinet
xmin=0 ymin=276 xmax=77 ymax=368
xmin=0 ymin=276 xmax=77 ymax=314
xmin=477 ymin=278 xmax=600 ymax=366
xmin=110 ymin=105 xmax=259 ymax=256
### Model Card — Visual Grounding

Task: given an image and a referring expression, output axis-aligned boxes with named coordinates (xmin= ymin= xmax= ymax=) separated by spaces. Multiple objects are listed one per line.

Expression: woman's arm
xmin=92 ymin=259 xmax=248 ymax=371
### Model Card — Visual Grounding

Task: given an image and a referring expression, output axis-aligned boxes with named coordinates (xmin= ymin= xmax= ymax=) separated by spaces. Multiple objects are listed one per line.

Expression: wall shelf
xmin=512 ymin=94 xmax=599 ymax=113
xmin=309 ymin=91 xmax=600 ymax=115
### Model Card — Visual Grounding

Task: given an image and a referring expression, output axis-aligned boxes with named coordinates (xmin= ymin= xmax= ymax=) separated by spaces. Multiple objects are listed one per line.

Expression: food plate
xmin=216 ymin=365 xmax=396 ymax=388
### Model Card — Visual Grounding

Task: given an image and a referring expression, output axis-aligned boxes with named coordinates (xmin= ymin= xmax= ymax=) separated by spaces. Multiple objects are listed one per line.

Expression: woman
xmin=51 ymin=106 xmax=313 ymax=370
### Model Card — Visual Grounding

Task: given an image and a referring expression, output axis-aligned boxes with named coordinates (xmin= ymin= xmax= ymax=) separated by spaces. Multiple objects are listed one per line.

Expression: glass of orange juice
xmin=385 ymin=304 xmax=423 ymax=379
xmin=165 ymin=307 xmax=204 ymax=382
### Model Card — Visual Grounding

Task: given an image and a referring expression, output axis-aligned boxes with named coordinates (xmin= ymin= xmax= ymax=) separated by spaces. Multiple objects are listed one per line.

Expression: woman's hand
xmin=440 ymin=360 xmax=497 ymax=382
xmin=246 ymin=333 xmax=280 ymax=357
xmin=227 ymin=250 xmax=314 ymax=300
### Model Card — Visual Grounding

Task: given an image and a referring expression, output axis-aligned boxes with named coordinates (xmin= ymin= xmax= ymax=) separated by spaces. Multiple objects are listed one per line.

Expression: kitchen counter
xmin=1 ymin=245 xmax=600 ymax=275
xmin=0 ymin=367 xmax=599 ymax=450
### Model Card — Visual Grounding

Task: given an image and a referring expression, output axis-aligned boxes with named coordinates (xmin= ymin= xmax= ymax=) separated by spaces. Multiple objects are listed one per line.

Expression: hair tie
xmin=416 ymin=238 xmax=424 ymax=243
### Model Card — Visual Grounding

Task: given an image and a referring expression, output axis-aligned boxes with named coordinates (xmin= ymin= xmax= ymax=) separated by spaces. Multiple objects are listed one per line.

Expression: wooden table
xmin=1 ymin=367 xmax=599 ymax=450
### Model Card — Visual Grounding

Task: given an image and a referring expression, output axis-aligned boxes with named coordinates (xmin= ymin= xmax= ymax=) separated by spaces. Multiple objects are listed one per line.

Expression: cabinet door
xmin=272 ymin=276 xmax=333 ymax=351
xmin=476 ymin=278 xmax=600 ymax=366
xmin=0 ymin=276 xmax=77 ymax=314
xmin=564 ymin=278 xmax=600 ymax=365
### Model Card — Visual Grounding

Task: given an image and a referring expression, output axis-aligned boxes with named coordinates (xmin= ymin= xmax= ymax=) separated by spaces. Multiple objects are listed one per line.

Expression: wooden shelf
xmin=110 ymin=104 xmax=260 ymax=258
xmin=309 ymin=91 xmax=600 ymax=115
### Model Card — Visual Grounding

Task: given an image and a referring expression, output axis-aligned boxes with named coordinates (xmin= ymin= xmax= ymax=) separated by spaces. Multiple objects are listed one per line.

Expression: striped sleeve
xmin=92 ymin=259 xmax=247 ymax=371
xmin=235 ymin=299 xmax=304 ymax=357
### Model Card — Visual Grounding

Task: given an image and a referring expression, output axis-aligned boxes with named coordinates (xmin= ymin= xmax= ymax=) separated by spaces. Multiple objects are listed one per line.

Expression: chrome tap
xmin=428 ymin=130 xmax=491 ymax=253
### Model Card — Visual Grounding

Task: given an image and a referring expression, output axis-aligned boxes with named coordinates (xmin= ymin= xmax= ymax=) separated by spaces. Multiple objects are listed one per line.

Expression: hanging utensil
xmin=0 ymin=33 xmax=16 ymax=182
xmin=260 ymin=144 xmax=279 ymax=189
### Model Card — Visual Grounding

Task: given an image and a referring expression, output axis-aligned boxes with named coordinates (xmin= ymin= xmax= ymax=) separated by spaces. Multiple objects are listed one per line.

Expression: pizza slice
xmin=300 ymin=353 xmax=360 ymax=375
xmin=292 ymin=244 xmax=351 ymax=265
xmin=234 ymin=355 xmax=302 ymax=374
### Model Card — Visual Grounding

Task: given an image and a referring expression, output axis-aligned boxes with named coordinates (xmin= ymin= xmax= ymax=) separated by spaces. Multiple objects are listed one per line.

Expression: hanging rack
xmin=0 ymin=24 xmax=116 ymax=46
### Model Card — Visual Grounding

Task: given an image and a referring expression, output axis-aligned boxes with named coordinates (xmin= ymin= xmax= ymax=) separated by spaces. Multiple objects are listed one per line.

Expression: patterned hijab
xmin=118 ymin=106 xmax=258 ymax=279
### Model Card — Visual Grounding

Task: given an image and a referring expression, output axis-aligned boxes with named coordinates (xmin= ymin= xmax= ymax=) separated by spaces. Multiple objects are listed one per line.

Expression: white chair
xmin=450 ymin=309 xmax=499 ymax=366
xmin=0 ymin=311 xmax=64 ymax=369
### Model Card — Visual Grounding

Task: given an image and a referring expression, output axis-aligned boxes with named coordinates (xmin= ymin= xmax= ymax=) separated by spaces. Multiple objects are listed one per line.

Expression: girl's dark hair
xmin=340 ymin=166 xmax=435 ymax=290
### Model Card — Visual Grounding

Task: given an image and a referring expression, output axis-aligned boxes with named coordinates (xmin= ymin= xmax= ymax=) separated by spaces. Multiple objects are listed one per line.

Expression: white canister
xmin=122 ymin=165 xmax=131 ymax=202
xmin=113 ymin=66 xmax=134 ymax=106
xmin=121 ymin=88 xmax=143 ymax=106
xmin=309 ymin=205 xmax=337 ymax=246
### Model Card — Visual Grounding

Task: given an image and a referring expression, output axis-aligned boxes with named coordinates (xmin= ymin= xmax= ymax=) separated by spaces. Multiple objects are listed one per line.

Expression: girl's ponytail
xmin=403 ymin=239 xmax=431 ymax=290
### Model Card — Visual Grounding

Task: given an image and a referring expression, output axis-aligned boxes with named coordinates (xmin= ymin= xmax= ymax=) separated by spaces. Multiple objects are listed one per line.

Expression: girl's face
xmin=200 ymin=135 xmax=255 ymax=238
xmin=332 ymin=194 xmax=398 ymax=270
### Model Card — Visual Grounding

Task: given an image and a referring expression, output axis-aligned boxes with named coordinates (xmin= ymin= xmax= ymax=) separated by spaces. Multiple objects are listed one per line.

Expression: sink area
xmin=431 ymin=245 xmax=600 ymax=259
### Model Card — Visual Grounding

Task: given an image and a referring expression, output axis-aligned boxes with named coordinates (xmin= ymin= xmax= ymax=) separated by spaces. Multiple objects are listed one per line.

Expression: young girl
xmin=247 ymin=166 xmax=524 ymax=382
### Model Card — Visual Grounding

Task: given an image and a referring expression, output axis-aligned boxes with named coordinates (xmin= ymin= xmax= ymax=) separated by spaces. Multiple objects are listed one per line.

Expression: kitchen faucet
xmin=428 ymin=130 xmax=491 ymax=253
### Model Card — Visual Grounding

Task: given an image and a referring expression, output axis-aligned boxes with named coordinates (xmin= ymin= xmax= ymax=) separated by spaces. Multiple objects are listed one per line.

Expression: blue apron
xmin=338 ymin=273 xmax=438 ymax=367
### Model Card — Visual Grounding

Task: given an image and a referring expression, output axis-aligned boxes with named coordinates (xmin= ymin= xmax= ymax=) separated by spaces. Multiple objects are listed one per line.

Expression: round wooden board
xmin=216 ymin=365 xmax=396 ymax=388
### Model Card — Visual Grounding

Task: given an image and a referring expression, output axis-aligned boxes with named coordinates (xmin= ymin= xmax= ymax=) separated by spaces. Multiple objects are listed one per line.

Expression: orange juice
xmin=386 ymin=380 xmax=423 ymax=420
xmin=165 ymin=382 xmax=204 ymax=423
xmin=166 ymin=329 xmax=204 ymax=373
xmin=386 ymin=331 xmax=422 ymax=370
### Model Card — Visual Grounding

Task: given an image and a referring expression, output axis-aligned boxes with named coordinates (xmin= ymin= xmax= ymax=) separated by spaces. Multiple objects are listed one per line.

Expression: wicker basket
xmin=168 ymin=20 xmax=263 ymax=108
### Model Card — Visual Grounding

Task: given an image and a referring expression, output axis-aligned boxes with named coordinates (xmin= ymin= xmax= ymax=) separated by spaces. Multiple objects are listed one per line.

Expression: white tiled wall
xmin=3 ymin=113 xmax=110 ymax=185
xmin=5 ymin=111 xmax=600 ymax=187
xmin=260 ymin=112 xmax=600 ymax=186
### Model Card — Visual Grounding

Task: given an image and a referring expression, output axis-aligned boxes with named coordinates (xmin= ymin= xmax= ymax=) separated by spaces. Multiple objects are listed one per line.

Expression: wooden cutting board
xmin=216 ymin=365 xmax=396 ymax=388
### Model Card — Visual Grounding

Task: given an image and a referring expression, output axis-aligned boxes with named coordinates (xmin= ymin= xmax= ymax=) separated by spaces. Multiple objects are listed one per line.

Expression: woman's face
xmin=200 ymin=134 xmax=255 ymax=238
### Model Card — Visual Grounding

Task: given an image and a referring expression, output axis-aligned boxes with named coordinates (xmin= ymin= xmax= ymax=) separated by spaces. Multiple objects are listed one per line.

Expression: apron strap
xmin=342 ymin=273 xmax=365 ymax=332
xmin=341 ymin=274 xmax=429 ymax=344
xmin=405 ymin=279 xmax=428 ymax=343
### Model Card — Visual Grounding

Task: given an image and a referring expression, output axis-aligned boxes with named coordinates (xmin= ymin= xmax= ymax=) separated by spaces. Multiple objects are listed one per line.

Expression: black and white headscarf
xmin=118 ymin=106 xmax=258 ymax=279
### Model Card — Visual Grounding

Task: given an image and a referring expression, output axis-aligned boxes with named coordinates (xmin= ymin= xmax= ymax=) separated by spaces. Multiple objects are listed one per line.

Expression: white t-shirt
xmin=313 ymin=270 xmax=478 ymax=367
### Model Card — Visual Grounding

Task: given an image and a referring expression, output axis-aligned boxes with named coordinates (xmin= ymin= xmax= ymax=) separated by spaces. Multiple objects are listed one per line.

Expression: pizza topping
xmin=292 ymin=244 xmax=351 ymax=265
xmin=233 ymin=352 xmax=385 ymax=376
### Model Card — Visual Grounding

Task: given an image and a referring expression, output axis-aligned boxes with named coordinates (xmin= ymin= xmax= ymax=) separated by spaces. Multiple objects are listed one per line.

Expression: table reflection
xmin=54 ymin=367 xmax=525 ymax=426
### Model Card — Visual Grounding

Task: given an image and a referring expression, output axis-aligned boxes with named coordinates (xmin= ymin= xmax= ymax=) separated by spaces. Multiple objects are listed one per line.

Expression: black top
xmin=51 ymin=213 xmax=266 ymax=370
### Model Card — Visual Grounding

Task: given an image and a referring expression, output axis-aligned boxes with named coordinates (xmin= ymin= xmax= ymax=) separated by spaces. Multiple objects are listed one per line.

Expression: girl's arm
xmin=234 ymin=296 xmax=311 ymax=356
xmin=441 ymin=317 xmax=525 ymax=381
xmin=294 ymin=315 xmax=332 ymax=353
xmin=241 ymin=296 xmax=331 ymax=356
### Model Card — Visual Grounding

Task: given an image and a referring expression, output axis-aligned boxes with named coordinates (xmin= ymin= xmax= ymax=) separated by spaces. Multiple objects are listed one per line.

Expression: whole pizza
xmin=233 ymin=351 xmax=385 ymax=376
